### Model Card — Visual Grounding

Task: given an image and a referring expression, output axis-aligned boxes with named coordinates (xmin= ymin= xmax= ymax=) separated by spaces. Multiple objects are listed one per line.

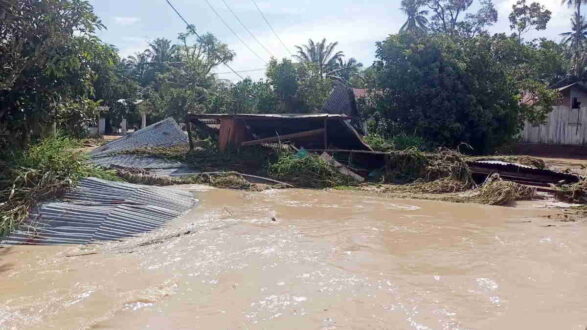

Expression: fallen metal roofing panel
xmin=90 ymin=118 xmax=188 ymax=158
xmin=91 ymin=154 xmax=185 ymax=169
xmin=2 ymin=178 xmax=196 ymax=245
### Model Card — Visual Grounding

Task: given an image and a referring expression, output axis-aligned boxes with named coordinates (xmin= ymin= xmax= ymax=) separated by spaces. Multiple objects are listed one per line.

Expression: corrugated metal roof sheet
xmin=2 ymin=178 xmax=196 ymax=245
xmin=91 ymin=154 xmax=185 ymax=169
xmin=90 ymin=118 xmax=188 ymax=158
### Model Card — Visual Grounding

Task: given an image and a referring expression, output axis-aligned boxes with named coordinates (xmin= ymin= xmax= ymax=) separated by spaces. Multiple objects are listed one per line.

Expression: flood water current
xmin=1 ymin=186 xmax=586 ymax=329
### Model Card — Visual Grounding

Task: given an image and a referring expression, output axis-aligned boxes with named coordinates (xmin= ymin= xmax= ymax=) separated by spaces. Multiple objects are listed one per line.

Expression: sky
xmin=89 ymin=0 xmax=575 ymax=81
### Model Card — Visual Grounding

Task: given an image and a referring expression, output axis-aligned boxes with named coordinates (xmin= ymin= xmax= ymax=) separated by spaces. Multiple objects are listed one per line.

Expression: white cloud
xmin=114 ymin=16 xmax=141 ymax=26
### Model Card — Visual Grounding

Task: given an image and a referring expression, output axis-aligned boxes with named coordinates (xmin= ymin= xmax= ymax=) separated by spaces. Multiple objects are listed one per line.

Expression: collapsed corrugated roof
xmin=188 ymin=113 xmax=372 ymax=151
xmin=2 ymin=178 xmax=196 ymax=245
xmin=90 ymin=118 xmax=188 ymax=158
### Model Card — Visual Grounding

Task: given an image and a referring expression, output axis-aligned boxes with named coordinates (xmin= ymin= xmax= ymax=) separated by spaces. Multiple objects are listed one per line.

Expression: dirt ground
xmin=540 ymin=156 xmax=587 ymax=176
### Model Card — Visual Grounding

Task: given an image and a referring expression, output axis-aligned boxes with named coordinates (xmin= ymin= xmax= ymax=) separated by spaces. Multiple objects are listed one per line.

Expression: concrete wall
xmin=522 ymin=105 xmax=587 ymax=145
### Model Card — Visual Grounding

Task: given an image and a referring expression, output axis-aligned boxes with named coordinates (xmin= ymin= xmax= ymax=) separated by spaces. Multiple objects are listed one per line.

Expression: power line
xmin=215 ymin=68 xmax=265 ymax=74
xmin=203 ymin=0 xmax=268 ymax=64
xmin=164 ymin=0 xmax=245 ymax=80
xmin=220 ymin=0 xmax=275 ymax=58
xmin=250 ymin=0 xmax=293 ymax=56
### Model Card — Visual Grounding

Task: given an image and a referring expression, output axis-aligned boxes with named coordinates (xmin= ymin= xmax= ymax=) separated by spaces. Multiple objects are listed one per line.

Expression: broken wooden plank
xmin=241 ymin=128 xmax=325 ymax=147
xmin=320 ymin=152 xmax=365 ymax=182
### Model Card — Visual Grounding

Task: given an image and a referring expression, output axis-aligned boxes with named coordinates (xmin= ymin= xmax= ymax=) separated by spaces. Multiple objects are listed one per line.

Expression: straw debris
xmin=384 ymin=149 xmax=474 ymax=192
xmin=474 ymin=174 xmax=536 ymax=205
xmin=554 ymin=180 xmax=587 ymax=204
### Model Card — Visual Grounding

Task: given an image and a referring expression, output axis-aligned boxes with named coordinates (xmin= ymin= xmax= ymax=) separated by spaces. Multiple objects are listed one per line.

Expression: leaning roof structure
xmin=187 ymin=113 xmax=372 ymax=151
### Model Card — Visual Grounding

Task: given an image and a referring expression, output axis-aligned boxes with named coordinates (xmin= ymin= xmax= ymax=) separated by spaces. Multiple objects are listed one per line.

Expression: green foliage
xmin=0 ymin=136 xmax=117 ymax=235
xmin=0 ymin=0 xmax=117 ymax=145
xmin=266 ymin=58 xmax=301 ymax=112
xmin=367 ymin=33 xmax=558 ymax=153
xmin=426 ymin=0 xmax=498 ymax=36
xmin=268 ymin=153 xmax=355 ymax=188
xmin=266 ymin=59 xmax=332 ymax=113
xmin=55 ymin=99 xmax=101 ymax=138
xmin=364 ymin=133 xmax=425 ymax=151
xmin=509 ymin=0 xmax=551 ymax=40
xmin=208 ymin=78 xmax=278 ymax=114
xmin=293 ymin=38 xmax=344 ymax=79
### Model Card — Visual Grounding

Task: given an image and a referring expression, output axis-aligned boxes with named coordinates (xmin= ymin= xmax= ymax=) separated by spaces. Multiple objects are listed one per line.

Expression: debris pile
xmin=554 ymin=180 xmax=587 ymax=204
xmin=384 ymin=149 xmax=474 ymax=192
xmin=475 ymin=174 xmax=536 ymax=205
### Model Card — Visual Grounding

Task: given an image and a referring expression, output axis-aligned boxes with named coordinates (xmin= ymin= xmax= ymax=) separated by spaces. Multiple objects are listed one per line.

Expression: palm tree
xmin=400 ymin=0 xmax=428 ymax=34
xmin=331 ymin=57 xmax=363 ymax=82
xmin=562 ymin=11 xmax=587 ymax=76
xmin=562 ymin=0 xmax=587 ymax=15
xmin=146 ymin=38 xmax=178 ymax=64
xmin=294 ymin=38 xmax=344 ymax=79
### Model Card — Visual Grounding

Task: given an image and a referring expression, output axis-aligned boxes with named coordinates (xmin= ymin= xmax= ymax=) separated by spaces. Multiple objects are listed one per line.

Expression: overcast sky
xmin=89 ymin=0 xmax=575 ymax=81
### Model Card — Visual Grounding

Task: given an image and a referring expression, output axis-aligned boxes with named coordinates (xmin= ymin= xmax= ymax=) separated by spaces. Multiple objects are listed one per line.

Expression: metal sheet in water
xmin=2 ymin=178 xmax=196 ymax=245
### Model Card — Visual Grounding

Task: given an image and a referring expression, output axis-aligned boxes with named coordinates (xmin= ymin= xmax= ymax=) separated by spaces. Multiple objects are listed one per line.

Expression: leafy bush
xmin=364 ymin=134 xmax=394 ymax=151
xmin=268 ymin=153 xmax=354 ymax=188
xmin=364 ymin=133 xmax=424 ymax=151
xmin=0 ymin=136 xmax=117 ymax=236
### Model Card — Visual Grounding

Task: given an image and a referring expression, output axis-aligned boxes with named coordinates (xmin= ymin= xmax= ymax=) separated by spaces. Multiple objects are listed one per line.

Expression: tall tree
xmin=368 ymin=33 xmax=556 ymax=153
xmin=294 ymin=39 xmax=344 ymax=79
xmin=0 ymin=0 xmax=108 ymax=144
xmin=562 ymin=0 xmax=587 ymax=18
xmin=508 ymin=0 xmax=551 ymax=41
xmin=426 ymin=0 xmax=498 ymax=36
xmin=333 ymin=57 xmax=363 ymax=83
xmin=400 ymin=0 xmax=429 ymax=34
xmin=561 ymin=11 xmax=587 ymax=77
xmin=146 ymin=38 xmax=178 ymax=64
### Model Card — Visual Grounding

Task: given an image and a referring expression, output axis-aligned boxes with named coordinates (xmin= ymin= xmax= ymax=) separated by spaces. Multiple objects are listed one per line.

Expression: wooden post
xmin=141 ymin=112 xmax=147 ymax=129
xmin=186 ymin=118 xmax=194 ymax=151
xmin=323 ymin=116 xmax=328 ymax=150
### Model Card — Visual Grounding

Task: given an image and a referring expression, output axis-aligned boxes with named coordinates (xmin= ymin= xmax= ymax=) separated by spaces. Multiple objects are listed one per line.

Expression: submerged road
xmin=0 ymin=186 xmax=586 ymax=329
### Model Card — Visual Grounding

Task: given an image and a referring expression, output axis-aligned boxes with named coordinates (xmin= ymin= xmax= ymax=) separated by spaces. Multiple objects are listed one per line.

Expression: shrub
xmin=364 ymin=133 xmax=424 ymax=152
xmin=0 ymin=136 xmax=116 ymax=236
xmin=268 ymin=153 xmax=355 ymax=188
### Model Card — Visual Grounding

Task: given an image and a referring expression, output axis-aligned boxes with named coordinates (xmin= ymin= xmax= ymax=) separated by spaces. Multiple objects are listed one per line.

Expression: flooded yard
xmin=1 ymin=187 xmax=586 ymax=329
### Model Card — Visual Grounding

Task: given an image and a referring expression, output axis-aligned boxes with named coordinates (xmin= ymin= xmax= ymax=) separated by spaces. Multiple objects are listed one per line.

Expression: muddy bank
xmin=1 ymin=188 xmax=586 ymax=329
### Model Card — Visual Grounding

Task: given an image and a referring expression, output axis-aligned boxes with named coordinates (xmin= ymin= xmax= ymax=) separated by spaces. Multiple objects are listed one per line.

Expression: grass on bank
xmin=0 ymin=136 xmax=117 ymax=236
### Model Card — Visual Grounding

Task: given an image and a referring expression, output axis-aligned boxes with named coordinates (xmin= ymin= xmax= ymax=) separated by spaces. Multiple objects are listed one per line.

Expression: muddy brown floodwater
xmin=1 ymin=187 xmax=587 ymax=329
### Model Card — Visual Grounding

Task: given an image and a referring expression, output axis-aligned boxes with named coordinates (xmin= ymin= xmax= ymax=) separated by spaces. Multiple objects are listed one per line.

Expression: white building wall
xmin=522 ymin=105 xmax=587 ymax=145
